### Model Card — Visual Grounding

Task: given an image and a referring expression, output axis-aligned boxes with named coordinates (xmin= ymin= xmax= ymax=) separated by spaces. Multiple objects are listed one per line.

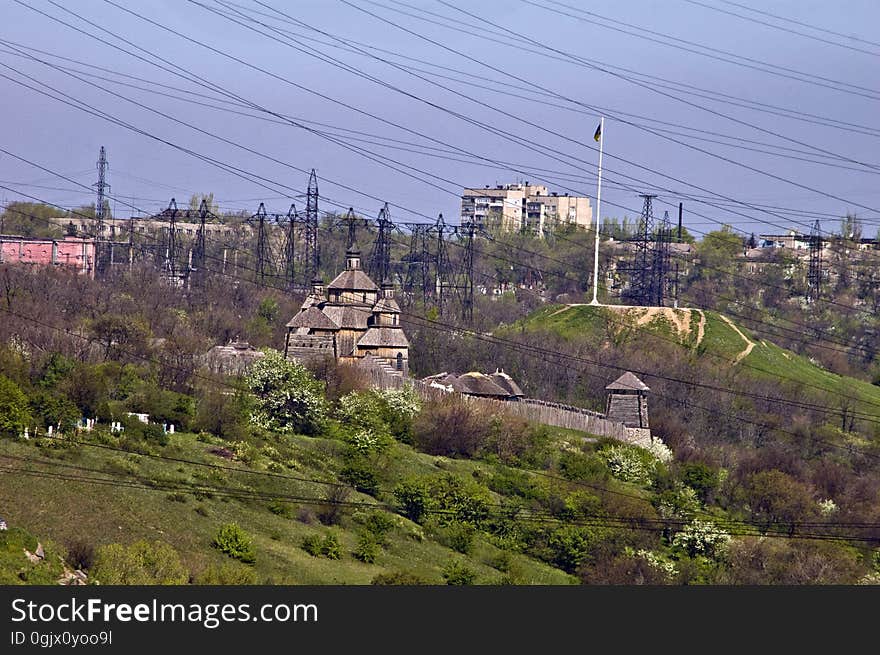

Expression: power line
xmin=684 ymin=0 xmax=880 ymax=57
xmin=17 ymin=0 xmax=868 ymax=246
xmin=5 ymin=170 xmax=879 ymax=427
xmin=531 ymin=0 xmax=880 ymax=95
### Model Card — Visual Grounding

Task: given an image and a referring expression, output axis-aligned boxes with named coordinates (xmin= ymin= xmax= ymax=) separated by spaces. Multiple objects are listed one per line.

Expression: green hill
xmin=0 ymin=428 xmax=585 ymax=585
xmin=2 ymin=304 xmax=878 ymax=586
xmin=514 ymin=303 xmax=880 ymax=418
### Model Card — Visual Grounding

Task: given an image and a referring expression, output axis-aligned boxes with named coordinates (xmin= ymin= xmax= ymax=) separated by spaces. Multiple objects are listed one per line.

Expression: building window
xmin=396 ymin=352 xmax=403 ymax=371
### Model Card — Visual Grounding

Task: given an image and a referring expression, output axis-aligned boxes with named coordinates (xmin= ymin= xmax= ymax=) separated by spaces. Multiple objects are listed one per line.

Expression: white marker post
xmin=590 ymin=116 xmax=605 ymax=306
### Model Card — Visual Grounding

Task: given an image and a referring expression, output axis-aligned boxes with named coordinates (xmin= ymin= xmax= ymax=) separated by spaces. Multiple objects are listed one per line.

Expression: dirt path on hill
xmin=632 ymin=307 xmax=691 ymax=337
xmin=549 ymin=305 xmax=574 ymax=317
xmin=695 ymin=310 xmax=706 ymax=347
xmin=719 ymin=314 xmax=755 ymax=363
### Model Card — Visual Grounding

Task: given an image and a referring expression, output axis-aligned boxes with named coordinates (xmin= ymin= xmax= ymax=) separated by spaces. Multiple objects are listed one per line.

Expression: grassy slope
xmin=515 ymin=304 xmax=880 ymax=417
xmin=0 ymin=433 xmax=577 ymax=585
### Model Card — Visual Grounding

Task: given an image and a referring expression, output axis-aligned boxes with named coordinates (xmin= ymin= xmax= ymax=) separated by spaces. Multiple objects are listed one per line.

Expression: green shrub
xmin=212 ymin=523 xmax=256 ymax=564
xmin=429 ymin=474 xmax=491 ymax=527
xmin=442 ymin=560 xmax=476 ymax=585
xmin=301 ymin=534 xmax=324 ymax=557
xmin=489 ymin=551 xmax=512 ymax=573
xmin=363 ymin=512 xmax=395 ymax=544
xmin=393 ymin=479 xmax=433 ymax=523
xmin=439 ymin=522 xmax=476 ymax=554
xmin=559 ymin=451 xmax=609 ymax=482
xmin=679 ymin=462 xmax=720 ymax=503
xmin=484 ymin=416 xmax=551 ymax=466
xmin=301 ymin=533 xmax=342 ymax=560
xmin=488 ymin=469 xmax=547 ymax=500
xmin=321 ymin=533 xmax=342 ymax=560
xmin=268 ymin=500 xmax=292 ymax=517
xmin=92 ymin=540 xmax=189 ymax=585
xmin=353 ymin=535 xmax=380 ymax=563
xmin=142 ymin=423 xmax=168 ymax=446
xmin=0 ymin=375 xmax=31 ymax=438
xmin=340 ymin=463 xmax=380 ymax=496
xmin=371 ymin=571 xmax=429 ymax=585
xmin=546 ymin=525 xmax=593 ymax=573
xmin=196 ymin=562 xmax=257 ymax=585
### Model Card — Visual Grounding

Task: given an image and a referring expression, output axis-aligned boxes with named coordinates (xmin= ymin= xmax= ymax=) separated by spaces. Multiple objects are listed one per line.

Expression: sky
xmin=1 ymin=0 xmax=878 ymax=241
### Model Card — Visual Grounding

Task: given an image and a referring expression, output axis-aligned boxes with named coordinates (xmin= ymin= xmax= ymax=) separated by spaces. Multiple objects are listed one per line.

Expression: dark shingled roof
xmin=605 ymin=371 xmax=650 ymax=392
xmin=372 ymin=296 xmax=401 ymax=314
xmin=322 ymin=304 xmax=371 ymax=329
xmin=357 ymin=327 xmax=410 ymax=348
xmin=490 ymin=370 xmax=524 ymax=397
xmin=327 ymin=268 xmax=379 ymax=292
xmin=456 ymin=372 xmax=510 ymax=397
xmin=286 ymin=306 xmax=338 ymax=330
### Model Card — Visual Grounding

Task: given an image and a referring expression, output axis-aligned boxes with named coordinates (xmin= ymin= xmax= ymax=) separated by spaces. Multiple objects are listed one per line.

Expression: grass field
xmin=0 ymin=431 xmax=578 ymax=585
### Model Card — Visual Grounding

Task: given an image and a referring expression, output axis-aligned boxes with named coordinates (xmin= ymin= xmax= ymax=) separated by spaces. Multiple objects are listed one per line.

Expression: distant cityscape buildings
xmin=460 ymin=183 xmax=593 ymax=236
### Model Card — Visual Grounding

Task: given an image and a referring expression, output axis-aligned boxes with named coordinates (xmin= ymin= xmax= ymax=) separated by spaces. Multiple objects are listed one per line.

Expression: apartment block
xmin=460 ymin=183 xmax=592 ymax=236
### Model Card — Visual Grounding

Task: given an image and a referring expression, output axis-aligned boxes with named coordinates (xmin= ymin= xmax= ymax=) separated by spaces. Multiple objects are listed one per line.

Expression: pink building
xmin=0 ymin=235 xmax=95 ymax=277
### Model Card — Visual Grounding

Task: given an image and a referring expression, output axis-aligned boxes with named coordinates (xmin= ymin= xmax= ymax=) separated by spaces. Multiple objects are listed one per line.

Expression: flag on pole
xmin=593 ymin=122 xmax=602 ymax=142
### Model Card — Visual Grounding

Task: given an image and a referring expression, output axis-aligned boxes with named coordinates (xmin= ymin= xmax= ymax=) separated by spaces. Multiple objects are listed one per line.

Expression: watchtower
xmin=605 ymin=372 xmax=650 ymax=429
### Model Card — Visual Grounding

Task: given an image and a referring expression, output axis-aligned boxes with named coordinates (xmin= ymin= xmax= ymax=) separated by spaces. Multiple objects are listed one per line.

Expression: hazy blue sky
xmin=1 ymin=0 xmax=878 ymax=240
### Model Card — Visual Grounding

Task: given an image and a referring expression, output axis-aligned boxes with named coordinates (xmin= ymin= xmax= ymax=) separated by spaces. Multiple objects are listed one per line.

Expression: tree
xmin=696 ymin=226 xmax=742 ymax=277
xmin=840 ymin=212 xmax=862 ymax=241
xmin=0 ymin=202 xmax=63 ymax=238
xmin=0 ymin=375 xmax=31 ymax=437
xmin=740 ymin=470 xmax=817 ymax=531
xmin=188 ymin=192 xmax=219 ymax=215
xmin=244 ymin=349 xmax=328 ymax=435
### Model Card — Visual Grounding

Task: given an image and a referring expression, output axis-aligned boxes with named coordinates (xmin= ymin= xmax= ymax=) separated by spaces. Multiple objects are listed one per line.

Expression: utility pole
xmin=459 ymin=221 xmax=476 ymax=325
xmin=127 ymin=207 xmax=136 ymax=273
xmin=253 ymin=202 xmax=268 ymax=284
xmin=94 ymin=146 xmax=109 ymax=240
xmin=436 ymin=213 xmax=450 ymax=314
xmin=627 ymin=194 xmax=657 ymax=306
xmin=164 ymin=198 xmax=178 ymax=281
xmin=369 ymin=203 xmax=393 ymax=283
xmin=652 ymin=209 xmax=672 ymax=306
xmin=675 ymin=202 xmax=683 ymax=308
xmin=305 ymin=169 xmax=320 ymax=280
xmin=808 ymin=219 xmax=822 ymax=303
xmin=285 ymin=203 xmax=297 ymax=287
xmin=344 ymin=207 xmax=357 ymax=249
xmin=192 ymin=198 xmax=208 ymax=282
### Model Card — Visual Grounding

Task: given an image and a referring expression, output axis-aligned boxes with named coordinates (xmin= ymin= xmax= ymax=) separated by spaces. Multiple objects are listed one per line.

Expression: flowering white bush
xmin=338 ymin=391 xmax=383 ymax=428
xmin=245 ymin=349 xmax=328 ymax=435
xmin=657 ymin=485 xmax=701 ymax=519
xmin=817 ymin=498 xmax=838 ymax=516
xmin=672 ymin=519 xmax=731 ymax=558
xmin=348 ymin=428 xmax=386 ymax=456
xmin=634 ymin=549 xmax=677 ymax=580
xmin=856 ymin=572 xmax=880 ymax=586
xmin=380 ymin=385 xmax=421 ymax=421
xmin=644 ymin=438 xmax=673 ymax=462
xmin=603 ymin=445 xmax=650 ymax=484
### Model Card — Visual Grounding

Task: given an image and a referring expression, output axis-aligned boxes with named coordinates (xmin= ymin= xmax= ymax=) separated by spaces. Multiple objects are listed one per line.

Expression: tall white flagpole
xmin=590 ymin=116 xmax=604 ymax=305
